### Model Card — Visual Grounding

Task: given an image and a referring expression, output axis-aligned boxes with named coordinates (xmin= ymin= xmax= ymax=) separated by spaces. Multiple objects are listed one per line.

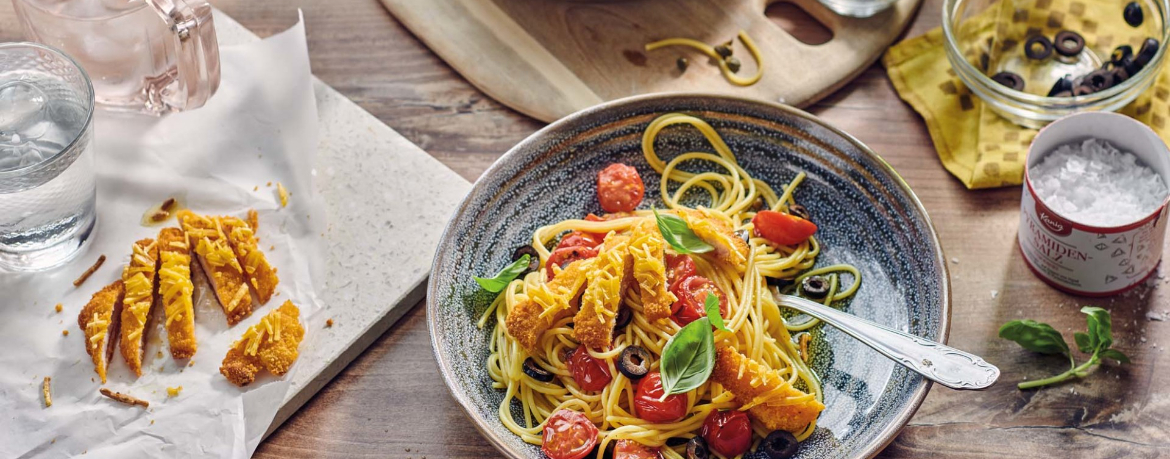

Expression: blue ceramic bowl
xmin=428 ymin=94 xmax=951 ymax=459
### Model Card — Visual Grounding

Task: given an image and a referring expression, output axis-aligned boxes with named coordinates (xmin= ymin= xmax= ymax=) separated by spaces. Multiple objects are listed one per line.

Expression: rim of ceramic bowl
xmin=941 ymin=0 xmax=1170 ymax=106
xmin=427 ymin=92 xmax=952 ymax=459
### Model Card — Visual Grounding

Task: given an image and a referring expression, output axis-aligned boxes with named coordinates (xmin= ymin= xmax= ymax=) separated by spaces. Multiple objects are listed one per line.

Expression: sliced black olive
xmin=614 ymin=306 xmax=632 ymax=334
xmin=766 ymin=276 xmax=795 ymax=289
xmin=726 ymin=56 xmax=742 ymax=73
xmin=990 ymin=71 xmax=1025 ymax=91
xmin=1072 ymin=84 xmax=1097 ymax=96
xmin=801 ymin=275 xmax=830 ymax=299
xmin=787 ymin=204 xmax=811 ymax=221
xmin=1024 ymin=35 xmax=1053 ymax=60
xmin=1135 ymin=38 xmax=1160 ymax=68
xmin=1112 ymin=45 xmax=1135 ymax=66
xmin=523 ymin=358 xmax=555 ymax=382
xmin=512 ymin=245 xmax=540 ymax=273
xmin=1113 ymin=65 xmax=1132 ymax=84
xmin=1047 ymin=75 xmax=1074 ymax=96
xmin=686 ymin=436 xmax=710 ymax=459
xmin=1084 ymin=69 xmax=1115 ymax=91
xmin=1053 ymin=31 xmax=1085 ymax=57
xmin=677 ymin=57 xmax=689 ymax=73
xmin=665 ymin=437 xmax=690 ymax=447
xmin=759 ymin=430 xmax=799 ymax=459
xmin=618 ymin=346 xmax=651 ymax=380
xmin=1125 ymin=1 xmax=1145 ymax=27
xmin=714 ymin=44 xmax=733 ymax=58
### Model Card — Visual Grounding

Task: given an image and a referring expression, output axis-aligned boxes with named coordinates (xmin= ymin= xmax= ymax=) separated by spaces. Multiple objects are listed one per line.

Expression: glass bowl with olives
xmin=943 ymin=0 xmax=1170 ymax=128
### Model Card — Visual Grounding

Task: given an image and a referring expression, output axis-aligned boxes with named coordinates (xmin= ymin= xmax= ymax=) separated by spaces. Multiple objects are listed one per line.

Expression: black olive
xmin=758 ymin=430 xmax=799 ymax=459
xmin=787 ymin=204 xmax=811 ymax=221
xmin=801 ymin=275 xmax=830 ymax=299
xmin=735 ymin=229 xmax=751 ymax=244
xmin=990 ymin=71 xmax=1025 ymax=91
xmin=512 ymin=245 xmax=540 ymax=273
xmin=665 ymin=437 xmax=690 ymax=447
xmin=677 ymin=57 xmax=689 ymax=72
xmin=1072 ymin=84 xmax=1097 ymax=96
xmin=1053 ymin=31 xmax=1085 ymax=57
xmin=1125 ymin=1 xmax=1145 ymax=27
xmin=523 ymin=358 xmax=555 ymax=382
xmin=1113 ymin=65 xmax=1132 ymax=84
xmin=726 ymin=56 xmax=742 ymax=73
xmin=715 ymin=44 xmax=733 ymax=58
xmin=686 ymin=436 xmax=710 ymax=459
xmin=1024 ymin=35 xmax=1053 ymax=60
xmin=1135 ymin=38 xmax=1160 ymax=68
xmin=618 ymin=346 xmax=651 ymax=380
xmin=1084 ymin=69 xmax=1114 ymax=91
xmin=1052 ymin=90 xmax=1073 ymax=98
xmin=614 ymin=306 xmax=632 ymax=334
xmin=1047 ymin=75 xmax=1074 ymax=96
xmin=766 ymin=276 xmax=795 ymax=289
xmin=1112 ymin=45 xmax=1135 ymax=66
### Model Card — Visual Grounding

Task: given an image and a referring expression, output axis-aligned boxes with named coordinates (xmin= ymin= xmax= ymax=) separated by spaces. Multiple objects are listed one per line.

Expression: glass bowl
xmin=943 ymin=0 xmax=1170 ymax=128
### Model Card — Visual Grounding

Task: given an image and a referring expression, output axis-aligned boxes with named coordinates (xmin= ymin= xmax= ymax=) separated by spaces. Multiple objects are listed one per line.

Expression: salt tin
xmin=1019 ymin=112 xmax=1170 ymax=296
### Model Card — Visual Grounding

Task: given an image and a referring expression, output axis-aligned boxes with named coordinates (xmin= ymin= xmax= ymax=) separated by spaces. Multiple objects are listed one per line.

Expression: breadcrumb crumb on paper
xmin=276 ymin=182 xmax=289 ymax=207
xmin=325 ymin=318 xmax=333 ymax=328
xmin=42 ymin=377 xmax=51 ymax=407
xmin=55 ymin=304 xmax=62 ymax=313
xmin=166 ymin=386 xmax=182 ymax=397
xmin=99 ymin=388 xmax=149 ymax=408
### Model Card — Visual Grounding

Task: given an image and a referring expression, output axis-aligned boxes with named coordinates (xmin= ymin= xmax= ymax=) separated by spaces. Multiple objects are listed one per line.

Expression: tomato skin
xmin=557 ymin=231 xmax=602 ymax=251
xmin=546 ymin=246 xmax=600 ymax=280
xmin=664 ymin=253 xmax=697 ymax=290
xmin=668 ymin=276 xmax=728 ymax=327
xmin=542 ymin=410 xmax=600 ymax=459
xmin=613 ymin=439 xmax=663 ymax=459
xmin=633 ymin=372 xmax=689 ymax=423
xmin=752 ymin=210 xmax=817 ymax=246
xmin=567 ymin=346 xmax=613 ymax=392
xmin=597 ymin=163 xmax=645 ymax=213
xmin=700 ymin=410 xmax=753 ymax=458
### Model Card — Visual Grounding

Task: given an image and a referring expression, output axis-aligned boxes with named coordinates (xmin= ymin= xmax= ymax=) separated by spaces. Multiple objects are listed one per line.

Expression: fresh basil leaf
xmin=998 ymin=319 xmax=1070 ymax=356
xmin=1074 ymin=332 xmax=1093 ymax=354
xmin=1081 ymin=306 xmax=1113 ymax=351
xmin=705 ymin=293 xmax=730 ymax=332
xmin=653 ymin=207 xmax=714 ymax=255
xmin=474 ymin=254 xmax=531 ymax=293
xmin=660 ymin=317 xmax=716 ymax=398
xmin=1099 ymin=348 xmax=1131 ymax=364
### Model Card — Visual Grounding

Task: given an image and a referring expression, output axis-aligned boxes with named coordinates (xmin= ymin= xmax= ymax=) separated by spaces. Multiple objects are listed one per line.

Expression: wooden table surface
xmin=4 ymin=1 xmax=1167 ymax=457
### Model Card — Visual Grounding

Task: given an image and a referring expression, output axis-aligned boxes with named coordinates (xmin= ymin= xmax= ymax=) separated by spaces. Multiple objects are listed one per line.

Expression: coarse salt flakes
xmin=1030 ymin=139 xmax=1168 ymax=227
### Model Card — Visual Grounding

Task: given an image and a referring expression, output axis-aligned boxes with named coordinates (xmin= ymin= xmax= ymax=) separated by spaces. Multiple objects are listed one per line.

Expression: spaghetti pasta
xmin=480 ymin=113 xmax=859 ymax=458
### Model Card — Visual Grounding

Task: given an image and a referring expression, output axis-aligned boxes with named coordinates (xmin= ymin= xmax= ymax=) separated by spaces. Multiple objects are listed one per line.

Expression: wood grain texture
xmin=382 ymin=0 xmax=922 ymax=122
xmin=3 ymin=0 xmax=1168 ymax=457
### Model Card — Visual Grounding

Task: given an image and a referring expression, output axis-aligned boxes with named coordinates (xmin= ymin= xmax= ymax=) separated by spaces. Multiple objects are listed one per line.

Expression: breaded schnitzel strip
xmin=628 ymin=219 xmax=674 ymax=322
xmin=679 ymin=208 xmax=749 ymax=271
xmin=573 ymin=235 xmax=631 ymax=349
xmin=178 ymin=210 xmax=253 ymax=325
xmin=505 ymin=260 xmax=590 ymax=353
xmin=711 ymin=347 xmax=824 ymax=433
xmin=79 ymin=280 xmax=123 ymax=384
xmin=220 ymin=216 xmax=279 ymax=304
xmin=120 ymin=238 xmax=159 ymax=377
xmin=158 ymin=227 xmax=197 ymax=359
xmin=220 ymin=301 xmax=304 ymax=387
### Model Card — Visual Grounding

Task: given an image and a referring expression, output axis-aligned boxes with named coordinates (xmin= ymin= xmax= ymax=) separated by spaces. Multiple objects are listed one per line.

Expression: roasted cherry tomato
xmin=542 ymin=409 xmax=600 ymax=459
xmin=669 ymin=275 xmax=728 ymax=327
xmin=567 ymin=345 xmax=612 ymax=392
xmin=546 ymin=245 xmax=600 ymax=280
xmin=664 ymin=253 xmax=697 ymax=290
xmin=556 ymin=231 xmax=602 ymax=251
xmin=614 ymin=439 xmax=663 ymax=459
xmin=634 ymin=372 xmax=688 ymax=423
xmin=597 ymin=163 xmax=645 ymax=213
xmin=752 ymin=210 xmax=817 ymax=246
xmin=700 ymin=410 xmax=753 ymax=458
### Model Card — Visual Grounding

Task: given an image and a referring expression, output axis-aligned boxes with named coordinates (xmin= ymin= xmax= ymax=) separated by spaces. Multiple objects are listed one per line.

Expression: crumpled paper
xmin=0 ymin=14 xmax=324 ymax=459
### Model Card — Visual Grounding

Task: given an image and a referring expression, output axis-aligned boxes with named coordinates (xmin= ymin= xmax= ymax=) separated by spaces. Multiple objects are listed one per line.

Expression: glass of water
xmin=0 ymin=43 xmax=96 ymax=272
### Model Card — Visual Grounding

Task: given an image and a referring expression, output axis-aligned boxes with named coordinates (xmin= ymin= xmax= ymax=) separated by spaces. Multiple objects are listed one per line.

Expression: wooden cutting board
xmin=383 ymin=0 xmax=922 ymax=122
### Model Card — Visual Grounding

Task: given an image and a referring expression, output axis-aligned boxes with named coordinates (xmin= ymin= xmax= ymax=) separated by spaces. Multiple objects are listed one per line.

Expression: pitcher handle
xmin=147 ymin=0 xmax=220 ymax=111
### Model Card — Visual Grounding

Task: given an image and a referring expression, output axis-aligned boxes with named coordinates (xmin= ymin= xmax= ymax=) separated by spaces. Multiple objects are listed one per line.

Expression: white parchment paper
xmin=0 ymin=16 xmax=324 ymax=459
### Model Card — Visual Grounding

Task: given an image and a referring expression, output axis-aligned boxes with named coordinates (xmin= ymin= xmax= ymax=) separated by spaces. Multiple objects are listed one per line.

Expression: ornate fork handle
xmin=777 ymin=295 xmax=999 ymax=390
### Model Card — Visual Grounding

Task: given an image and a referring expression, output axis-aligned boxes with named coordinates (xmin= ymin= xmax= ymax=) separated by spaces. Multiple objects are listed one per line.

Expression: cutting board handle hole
xmin=765 ymin=2 xmax=833 ymax=45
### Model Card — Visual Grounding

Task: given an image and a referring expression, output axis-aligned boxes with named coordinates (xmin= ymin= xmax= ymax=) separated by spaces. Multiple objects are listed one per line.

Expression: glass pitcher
xmin=12 ymin=0 xmax=220 ymax=115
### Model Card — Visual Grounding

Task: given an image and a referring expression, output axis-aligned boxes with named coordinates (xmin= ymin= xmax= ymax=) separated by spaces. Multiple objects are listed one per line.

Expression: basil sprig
xmin=474 ymin=254 xmax=531 ymax=293
xmin=705 ymin=293 xmax=730 ymax=332
xmin=653 ymin=207 xmax=713 ymax=254
xmin=659 ymin=316 xmax=716 ymax=400
xmin=999 ymin=306 xmax=1130 ymax=390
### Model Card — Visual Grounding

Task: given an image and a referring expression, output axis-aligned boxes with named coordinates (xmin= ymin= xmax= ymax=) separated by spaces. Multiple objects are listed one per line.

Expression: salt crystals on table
xmin=1030 ymin=139 xmax=1168 ymax=226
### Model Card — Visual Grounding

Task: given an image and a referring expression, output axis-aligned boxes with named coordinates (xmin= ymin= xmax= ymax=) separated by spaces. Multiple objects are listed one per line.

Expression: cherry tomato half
xmin=633 ymin=372 xmax=688 ymax=423
xmin=614 ymin=439 xmax=663 ymax=459
xmin=556 ymin=231 xmax=602 ymax=251
xmin=542 ymin=409 xmax=600 ymax=459
xmin=664 ymin=253 xmax=697 ymax=290
xmin=668 ymin=276 xmax=728 ymax=327
xmin=597 ymin=163 xmax=645 ymax=213
xmin=567 ymin=345 xmax=612 ymax=392
xmin=700 ymin=410 xmax=753 ymax=458
xmin=752 ymin=210 xmax=817 ymax=246
xmin=546 ymin=245 xmax=600 ymax=280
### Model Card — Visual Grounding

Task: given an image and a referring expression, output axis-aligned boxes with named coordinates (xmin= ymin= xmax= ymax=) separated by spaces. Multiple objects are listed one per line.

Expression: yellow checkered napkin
xmin=883 ymin=0 xmax=1170 ymax=189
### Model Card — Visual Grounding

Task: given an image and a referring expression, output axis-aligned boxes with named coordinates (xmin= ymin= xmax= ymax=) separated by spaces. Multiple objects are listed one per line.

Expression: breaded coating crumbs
xmin=711 ymin=347 xmax=824 ymax=434
xmin=629 ymin=220 xmax=674 ymax=321
xmin=220 ymin=301 xmax=304 ymax=387
xmin=505 ymin=260 xmax=590 ymax=353
xmin=158 ymin=227 xmax=197 ymax=359
xmin=120 ymin=238 xmax=159 ymax=377
xmin=573 ymin=235 xmax=631 ymax=349
xmin=678 ymin=208 xmax=749 ymax=271
xmin=79 ymin=280 xmax=124 ymax=384
xmin=178 ymin=210 xmax=253 ymax=325
xmin=220 ymin=216 xmax=279 ymax=304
